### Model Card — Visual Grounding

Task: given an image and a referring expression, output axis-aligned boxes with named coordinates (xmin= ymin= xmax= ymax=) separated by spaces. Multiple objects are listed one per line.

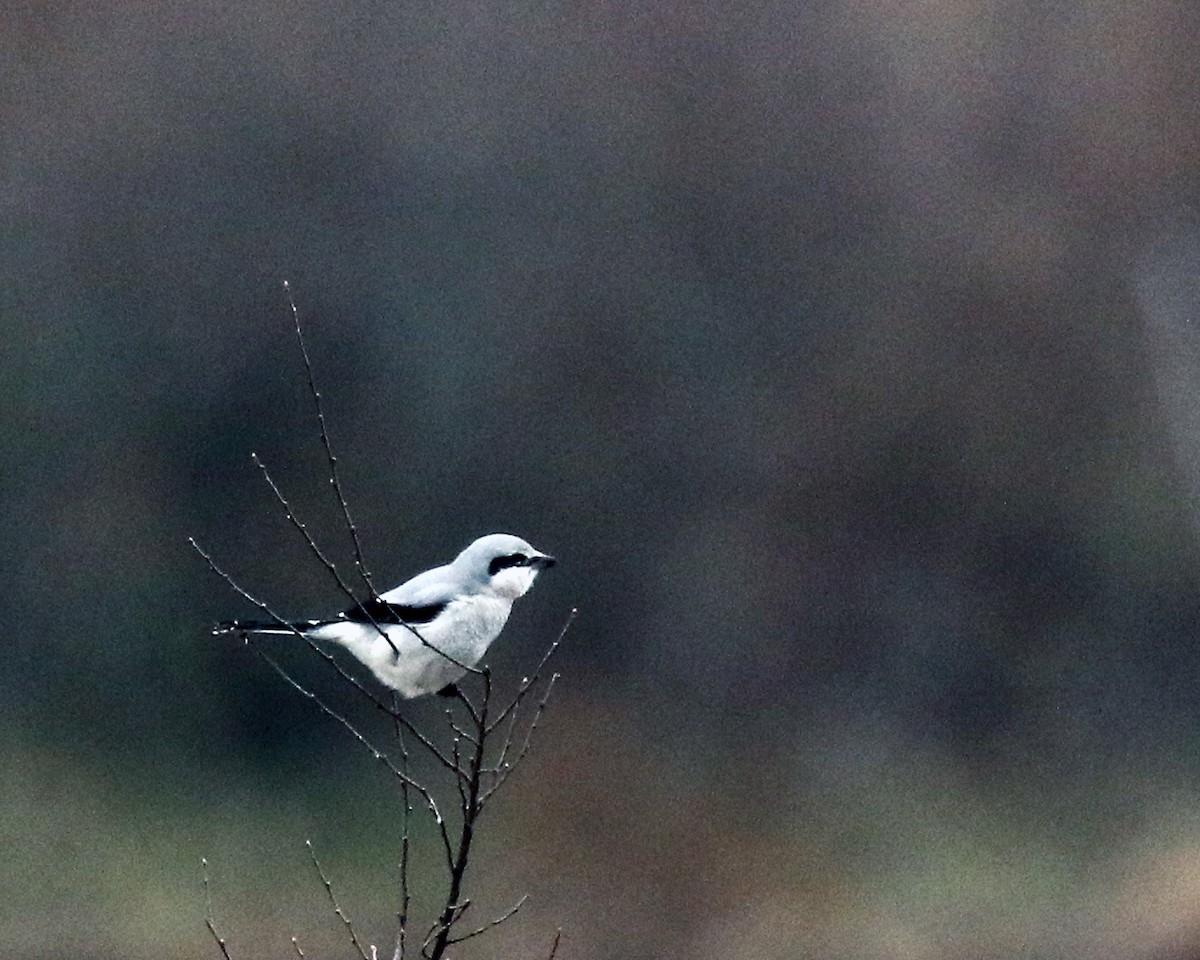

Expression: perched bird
xmin=215 ymin=533 xmax=556 ymax=698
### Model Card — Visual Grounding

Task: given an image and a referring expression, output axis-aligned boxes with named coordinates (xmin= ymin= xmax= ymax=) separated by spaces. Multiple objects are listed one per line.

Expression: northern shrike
xmin=215 ymin=533 xmax=556 ymax=698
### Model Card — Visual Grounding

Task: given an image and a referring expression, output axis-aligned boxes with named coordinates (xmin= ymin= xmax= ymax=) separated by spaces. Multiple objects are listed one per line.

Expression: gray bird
xmin=216 ymin=533 xmax=556 ymax=698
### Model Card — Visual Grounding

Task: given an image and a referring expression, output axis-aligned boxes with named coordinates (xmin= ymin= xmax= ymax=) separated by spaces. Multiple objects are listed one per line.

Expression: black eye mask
xmin=488 ymin=553 xmax=531 ymax=576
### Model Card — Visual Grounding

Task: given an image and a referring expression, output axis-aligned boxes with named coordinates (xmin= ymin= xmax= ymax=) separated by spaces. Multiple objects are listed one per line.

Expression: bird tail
xmin=213 ymin=618 xmax=327 ymax=636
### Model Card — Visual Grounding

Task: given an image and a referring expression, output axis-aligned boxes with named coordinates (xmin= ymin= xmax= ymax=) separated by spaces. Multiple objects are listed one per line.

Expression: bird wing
xmin=335 ymin=561 xmax=466 ymax=626
xmin=341 ymin=595 xmax=447 ymax=625
xmin=377 ymin=563 xmax=463 ymax=607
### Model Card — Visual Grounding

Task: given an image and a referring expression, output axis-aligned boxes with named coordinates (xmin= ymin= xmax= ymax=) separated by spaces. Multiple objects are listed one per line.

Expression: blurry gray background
xmin=6 ymin=2 xmax=1200 ymax=958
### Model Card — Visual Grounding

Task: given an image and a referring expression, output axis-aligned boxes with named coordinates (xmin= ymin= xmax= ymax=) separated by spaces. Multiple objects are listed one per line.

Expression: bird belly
xmin=319 ymin=596 xmax=512 ymax=698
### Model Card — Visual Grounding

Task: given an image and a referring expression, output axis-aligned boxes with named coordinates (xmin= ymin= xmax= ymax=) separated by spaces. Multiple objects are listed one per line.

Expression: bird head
xmin=457 ymin=533 xmax=556 ymax=599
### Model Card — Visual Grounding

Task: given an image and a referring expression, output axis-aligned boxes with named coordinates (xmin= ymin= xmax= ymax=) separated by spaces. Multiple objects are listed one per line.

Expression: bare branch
xmin=283 ymin=279 xmax=376 ymax=597
xmin=191 ymin=538 xmax=354 ymax=684
xmin=290 ymin=634 xmax=464 ymax=778
xmin=307 ymin=839 xmax=369 ymax=960
xmin=191 ymin=537 xmax=299 ymax=631
xmin=256 ymin=457 xmax=478 ymax=679
xmin=454 ymin=676 xmax=485 ymax=730
xmin=290 ymin=632 xmax=464 ymax=778
xmin=196 ymin=499 xmax=478 ymax=692
xmin=426 ymin=677 xmax=495 ymax=960
xmin=392 ymin=693 xmax=412 ymax=960
xmin=547 ymin=929 xmax=562 ymax=960
xmin=291 ymin=937 xmax=306 ymax=958
xmin=202 ymin=858 xmax=233 ymax=960
xmin=281 ymin=287 xmax=496 ymax=680
xmin=421 ymin=901 xmax=472 ymax=957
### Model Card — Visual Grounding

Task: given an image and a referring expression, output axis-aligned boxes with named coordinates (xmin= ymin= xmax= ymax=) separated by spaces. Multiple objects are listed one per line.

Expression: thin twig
xmin=307 ymin=840 xmax=370 ymax=960
xmin=387 ymin=707 xmax=468 ymax=780
xmin=191 ymin=537 xmax=307 ymax=635
xmin=291 ymin=937 xmax=305 ymax=958
xmin=490 ymin=699 xmax=526 ymax=776
xmin=202 ymin=858 xmax=233 ymax=960
xmin=445 ymin=894 xmax=529 ymax=947
xmin=451 ymin=729 xmax=468 ymax=808
xmin=445 ymin=711 xmax=479 ymax=748
xmin=487 ymin=608 xmax=576 ymax=735
xmin=297 ymin=634 xmax=465 ymax=778
xmin=192 ymin=535 xmax=391 ymax=716
xmin=547 ymin=929 xmax=562 ymax=960
xmin=275 ymin=286 xmax=483 ymax=679
xmin=455 ymin=676 xmax=485 ymax=730
xmin=283 ymin=279 xmax=377 ymax=597
xmin=281 ymin=288 xmax=495 ymax=680
xmin=194 ymin=536 xmax=329 ymax=670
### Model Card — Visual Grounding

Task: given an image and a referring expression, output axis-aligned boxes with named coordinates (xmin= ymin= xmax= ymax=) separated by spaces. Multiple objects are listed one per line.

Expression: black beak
xmin=531 ymin=554 xmax=556 ymax=570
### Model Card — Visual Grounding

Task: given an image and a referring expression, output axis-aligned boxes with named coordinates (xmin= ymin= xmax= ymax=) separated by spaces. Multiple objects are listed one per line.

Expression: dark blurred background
xmin=6 ymin=2 xmax=1200 ymax=957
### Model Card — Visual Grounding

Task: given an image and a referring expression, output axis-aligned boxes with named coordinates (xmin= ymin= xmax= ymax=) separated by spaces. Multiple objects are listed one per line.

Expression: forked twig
xmin=262 ymin=286 xmax=482 ymax=675
xmin=444 ymin=894 xmax=529 ymax=947
xmin=489 ymin=707 xmax=523 ymax=773
xmin=455 ymin=675 xmax=486 ymax=730
xmin=420 ymin=900 xmax=471 ymax=956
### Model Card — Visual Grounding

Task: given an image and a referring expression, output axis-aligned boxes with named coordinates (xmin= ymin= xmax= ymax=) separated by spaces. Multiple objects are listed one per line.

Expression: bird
xmin=214 ymin=533 xmax=556 ymax=698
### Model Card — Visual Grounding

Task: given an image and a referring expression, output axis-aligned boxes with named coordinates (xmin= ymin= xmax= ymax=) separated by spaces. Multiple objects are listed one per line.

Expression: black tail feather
xmin=213 ymin=618 xmax=324 ymax=636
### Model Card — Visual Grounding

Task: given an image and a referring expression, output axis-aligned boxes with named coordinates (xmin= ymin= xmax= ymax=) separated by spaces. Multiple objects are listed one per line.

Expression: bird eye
xmin=488 ymin=553 xmax=529 ymax=576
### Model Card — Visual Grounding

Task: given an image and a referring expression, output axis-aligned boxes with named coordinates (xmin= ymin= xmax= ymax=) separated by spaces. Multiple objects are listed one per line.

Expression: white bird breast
xmin=488 ymin=565 xmax=541 ymax=599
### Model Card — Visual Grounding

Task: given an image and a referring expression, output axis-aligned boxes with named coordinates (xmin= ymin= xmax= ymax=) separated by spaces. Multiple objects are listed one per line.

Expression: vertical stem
xmin=282 ymin=279 xmax=377 ymax=597
xmin=427 ymin=676 xmax=491 ymax=960
xmin=393 ymin=694 xmax=411 ymax=960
